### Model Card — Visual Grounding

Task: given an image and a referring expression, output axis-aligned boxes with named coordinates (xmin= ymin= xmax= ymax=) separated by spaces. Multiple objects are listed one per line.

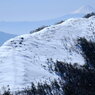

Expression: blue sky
xmin=0 ymin=0 xmax=94 ymax=21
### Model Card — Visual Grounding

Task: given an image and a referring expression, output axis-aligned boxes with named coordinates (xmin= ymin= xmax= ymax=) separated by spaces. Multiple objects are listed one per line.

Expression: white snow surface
xmin=0 ymin=16 xmax=95 ymax=90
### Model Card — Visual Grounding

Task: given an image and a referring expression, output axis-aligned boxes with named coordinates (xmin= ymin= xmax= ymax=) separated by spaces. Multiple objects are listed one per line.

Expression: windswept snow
xmin=0 ymin=16 xmax=95 ymax=90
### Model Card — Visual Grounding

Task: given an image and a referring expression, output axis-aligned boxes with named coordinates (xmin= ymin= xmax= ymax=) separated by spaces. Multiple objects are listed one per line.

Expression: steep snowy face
xmin=73 ymin=5 xmax=95 ymax=14
xmin=0 ymin=16 xmax=95 ymax=90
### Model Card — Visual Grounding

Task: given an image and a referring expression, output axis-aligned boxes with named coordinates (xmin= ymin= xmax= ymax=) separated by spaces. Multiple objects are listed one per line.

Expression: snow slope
xmin=0 ymin=16 xmax=95 ymax=90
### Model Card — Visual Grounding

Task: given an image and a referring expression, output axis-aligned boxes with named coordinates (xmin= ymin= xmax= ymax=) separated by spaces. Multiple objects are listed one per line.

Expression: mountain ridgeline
xmin=0 ymin=16 xmax=95 ymax=95
xmin=0 ymin=5 xmax=95 ymax=35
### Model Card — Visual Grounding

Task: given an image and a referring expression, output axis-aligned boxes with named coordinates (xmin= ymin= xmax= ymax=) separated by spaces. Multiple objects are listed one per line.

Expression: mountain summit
xmin=73 ymin=5 xmax=95 ymax=14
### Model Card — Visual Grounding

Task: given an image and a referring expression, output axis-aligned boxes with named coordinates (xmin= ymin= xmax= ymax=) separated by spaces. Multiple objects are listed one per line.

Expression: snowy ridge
xmin=0 ymin=16 xmax=95 ymax=90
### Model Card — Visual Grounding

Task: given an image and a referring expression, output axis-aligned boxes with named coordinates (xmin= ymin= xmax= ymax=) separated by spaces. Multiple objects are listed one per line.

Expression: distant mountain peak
xmin=72 ymin=5 xmax=95 ymax=14
xmin=0 ymin=31 xmax=16 ymax=45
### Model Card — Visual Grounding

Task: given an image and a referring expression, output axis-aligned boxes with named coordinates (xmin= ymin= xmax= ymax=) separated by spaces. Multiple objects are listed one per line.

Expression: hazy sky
xmin=0 ymin=0 xmax=95 ymax=21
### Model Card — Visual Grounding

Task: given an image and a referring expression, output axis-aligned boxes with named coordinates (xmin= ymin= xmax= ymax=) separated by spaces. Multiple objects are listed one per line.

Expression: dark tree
xmin=83 ymin=12 xmax=95 ymax=18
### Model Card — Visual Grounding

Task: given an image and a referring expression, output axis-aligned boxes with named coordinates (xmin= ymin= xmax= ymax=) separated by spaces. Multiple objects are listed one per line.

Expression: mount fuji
xmin=72 ymin=5 xmax=95 ymax=14
xmin=54 ymin=5 xmax=95 ymax=21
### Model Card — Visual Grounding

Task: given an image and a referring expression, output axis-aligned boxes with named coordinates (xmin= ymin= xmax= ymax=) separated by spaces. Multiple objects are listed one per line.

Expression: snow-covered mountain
xmin=57 ymin=5 xmax=95 ymax=20
xmin=72 ymin=5 xmax=95 ymax=14
xmin=0 ymin=31 xmax=16 ymax=45
xmin=0 ymin=16 xmax=95 ymax=91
